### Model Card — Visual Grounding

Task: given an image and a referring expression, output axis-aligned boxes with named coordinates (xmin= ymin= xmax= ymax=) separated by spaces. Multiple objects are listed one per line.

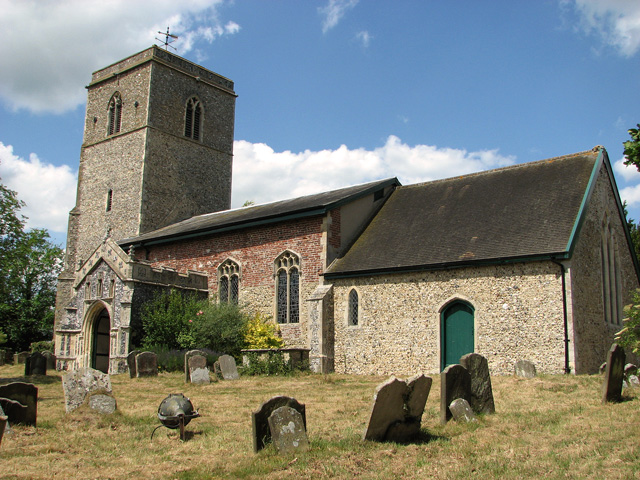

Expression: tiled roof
xmin=120 ymin=177 xmax=399 ymax=246
xmin=325 ymin=149 xmax=601 ymax=277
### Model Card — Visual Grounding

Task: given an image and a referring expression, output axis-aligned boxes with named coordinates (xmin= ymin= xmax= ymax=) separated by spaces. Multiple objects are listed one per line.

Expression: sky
xmin=1 ymin=0 xmax=640 ymax=248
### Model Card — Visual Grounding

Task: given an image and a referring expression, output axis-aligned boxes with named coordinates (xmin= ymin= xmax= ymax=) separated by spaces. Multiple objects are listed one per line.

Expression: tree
xmin=623 ymin=123 xmax=640 ymax=171
xmin=623 ymin=202 xmax=640 ymax=264
xmin=0 ymin=180 xmax=64 ymax=351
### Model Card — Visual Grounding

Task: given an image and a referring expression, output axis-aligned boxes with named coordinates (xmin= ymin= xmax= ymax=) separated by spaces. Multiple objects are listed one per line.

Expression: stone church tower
xmin=54 ymin=47 xmax=236 ymax=368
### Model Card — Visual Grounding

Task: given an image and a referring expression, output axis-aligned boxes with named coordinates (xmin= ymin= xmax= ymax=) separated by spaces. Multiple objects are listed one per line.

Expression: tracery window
xmin=218 ymin=259 xmax=240 ymax=304
xmin=108 ymin=93 xmax=122 ymax=136
xmin=348 ymin=289 xmax=359 ymax=326
xmin=184 ymin=96 xmax=202 ymax=141
xmin=601 ymin=217 xmax=622 ymax=325
xmin=275 ymin=251 xmax=300 ymax=324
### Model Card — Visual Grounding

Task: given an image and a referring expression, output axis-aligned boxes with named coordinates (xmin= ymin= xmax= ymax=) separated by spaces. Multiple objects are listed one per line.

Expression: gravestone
xmin=136 ymin=351 xmax=158 ymax=377
xmin=0 ymin=382 xmax=38 ymax=426
xmin=602 ymin=343 xmax=626 ymax=404
xmin=514 ymin=360 xmax=537 ymax=378
xmin=25 ymin=352 xmax=47 ymax=376
xmin=14 ymin=351 xmax=29 ymax=365
xmin=460 ymin=353 xmax=495 ymax=414
xmin=449 ymin=398 xmax=478 ymax=423
xmin=188 ymin=355 xmax=210 ymax=384
xmin=0 ymin=405 xmax=10 ymax=436
xmin=62 ymin=367 xmax=112 ymax=413
xmin=87 ymin=392 xmax=117 ymax=414
xmin=440 ymin=364 xmax=471 ymax=424
xmin=364 ymin=374 xmax=432 ymax=442
xmin=184 ymin=350 xmax=207 ymax=382
xmin=42 ymin=351 xmax=56 ymax=371
xmin=624 ymin=363 xmax=638 ymax=376
xmin=0 ymin=398 xmax=29 ymax=426
xmin=217 ymin=355 xmax=239 ymax=380
xmin=127 ymin=350 xmax=140 ymax=378
xmin=0 ymin=415 xmax=7 ymax=447
xmin=252 ymin=396 xmax=306 ymax=452
xmin=268 ymin=406 xmax=309 ymax=454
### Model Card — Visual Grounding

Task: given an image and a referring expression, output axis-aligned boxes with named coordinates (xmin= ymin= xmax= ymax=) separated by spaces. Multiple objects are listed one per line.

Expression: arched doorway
xmin=92 ymin=308 xmax=111 ymax=373
xmin=441 ymin=301 xmax=474 ymax=370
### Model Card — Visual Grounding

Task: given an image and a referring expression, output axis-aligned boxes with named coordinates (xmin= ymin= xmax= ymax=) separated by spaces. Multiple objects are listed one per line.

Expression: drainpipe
xmin=552 ymin=259 xmax=571 ymax=374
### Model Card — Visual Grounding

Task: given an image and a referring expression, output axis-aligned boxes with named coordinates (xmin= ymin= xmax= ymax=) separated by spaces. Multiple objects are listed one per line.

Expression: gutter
xmin=552 ymin=259 xmax=571 ymax=374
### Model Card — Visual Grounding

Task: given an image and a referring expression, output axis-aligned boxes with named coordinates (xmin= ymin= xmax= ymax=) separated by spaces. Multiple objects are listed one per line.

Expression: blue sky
xmin=1 ymin=0 xmax=640 ymax=248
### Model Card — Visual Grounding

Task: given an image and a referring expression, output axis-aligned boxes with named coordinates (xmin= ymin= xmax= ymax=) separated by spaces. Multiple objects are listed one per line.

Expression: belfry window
xmin=218 ymin=259 xmax=240 ymax=303
xmin=275 ymin=251 xmax=300 ymax=324
xmin=108 ymin=93 xmax=122 ymax=136
xmin=184 ymin=97 xmax=202 ymax=141
xmin=348 ymin=289 xmax=359 ymax=326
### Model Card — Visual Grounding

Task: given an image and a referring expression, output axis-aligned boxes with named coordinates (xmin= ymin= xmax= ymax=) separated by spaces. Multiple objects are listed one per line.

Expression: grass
xmin=0 ymin=364 xmax=638 ymax=479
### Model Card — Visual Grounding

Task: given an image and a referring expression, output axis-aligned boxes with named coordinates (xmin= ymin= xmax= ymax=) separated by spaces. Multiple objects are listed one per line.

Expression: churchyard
xmin=0 ymin=362 xmax=638 ymax=480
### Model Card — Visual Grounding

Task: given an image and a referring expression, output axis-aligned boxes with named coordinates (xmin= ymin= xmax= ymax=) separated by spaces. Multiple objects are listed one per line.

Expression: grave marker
xmin=460 ymin=353 xmax=495 ymax=414
xmin=217 ymin=355 xmax=239 ymax=380
xmin=252 ymin=396 xmax=306 ymax=453
xmin=136 ymin=351 xmax=158 ymax=377
xmin=449 ymin=398 xmax=477 ymax=423
xmin=184 ymin=350 xmax=208 ymax=382
xmin=514 ymin=360 xmax=537 ymax=378
xmin=602 ymin=343 xmax=626 ymax=404
xmin=0 ymin=382 xmax=37 ymax=426
xmin=127 ymin=350 xmax=140 ymax=378
xmin=440 ymin=364 xmax=471 ymax=424
xmin=62 ymin=367 xmax=112 ymax=413
xmin=268 ymin=406 xmax=309 ymax=453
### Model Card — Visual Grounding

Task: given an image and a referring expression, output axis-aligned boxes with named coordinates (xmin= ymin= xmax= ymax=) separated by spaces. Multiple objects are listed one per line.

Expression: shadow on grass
xmin=0 ymin=374 xmax=62 ymax=385
xmin=384 ymin=429 xmax=450 ymax=446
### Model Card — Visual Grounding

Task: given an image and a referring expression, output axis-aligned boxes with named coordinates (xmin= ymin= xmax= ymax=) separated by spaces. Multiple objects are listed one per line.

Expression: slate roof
xmin=120 ymin=177 xmax=400 ymax=247
xmin=325 ymin=149 xmax=603 ymax=277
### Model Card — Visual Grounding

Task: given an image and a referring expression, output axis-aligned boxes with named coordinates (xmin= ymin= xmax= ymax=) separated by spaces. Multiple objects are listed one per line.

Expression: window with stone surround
xmin=348 ymin=288 xmax=359 ymax=326
xmin=184 ymin=96 xmax=203 ymax=141
xmin=107 ymin=92 xmax=122 ymax=136
xmin=218 ymin=259 xmax=239 ymax=304
xmin=275 ymin=251 xmax=300 ymax=324
xmin=601 ymin=217 xmax=622 ymax=325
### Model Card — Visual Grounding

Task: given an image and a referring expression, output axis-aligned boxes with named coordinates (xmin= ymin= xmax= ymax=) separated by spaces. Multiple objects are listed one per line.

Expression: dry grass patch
xmin=0 ymin=365 xmax=638 ymax=479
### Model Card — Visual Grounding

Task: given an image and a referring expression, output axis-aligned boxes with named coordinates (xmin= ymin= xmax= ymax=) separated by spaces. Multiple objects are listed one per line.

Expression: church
xmin=54 ymin=46 xmax=640 ymax=376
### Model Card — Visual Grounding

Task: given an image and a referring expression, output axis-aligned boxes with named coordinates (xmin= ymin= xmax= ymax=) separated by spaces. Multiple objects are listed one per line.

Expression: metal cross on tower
xmin=156 ymin=27 xmax=178 ymax=51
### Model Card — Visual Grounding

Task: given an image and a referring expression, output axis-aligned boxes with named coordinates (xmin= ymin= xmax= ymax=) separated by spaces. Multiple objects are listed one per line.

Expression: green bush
xmin=189 ymin=302 xmax=250 ymax=359
xmin=243 ymin=312 xmax=283 ymax=349
xmin=616 ymin=289 xmax=640 ymax=355
xmin=242 ymin=351 xmax=293 ymax=376
xmin=30 ymin=340 xmax=53 ymax=353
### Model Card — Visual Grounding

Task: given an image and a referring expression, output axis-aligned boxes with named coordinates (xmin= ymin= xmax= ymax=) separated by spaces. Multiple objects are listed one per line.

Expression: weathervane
xmin=156 ymin=27 xmax=178 ymax=51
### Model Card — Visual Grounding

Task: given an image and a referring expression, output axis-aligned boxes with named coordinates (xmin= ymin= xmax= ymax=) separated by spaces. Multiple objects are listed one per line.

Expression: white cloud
xmin=230 ymin=135 xmax=515 ymax=207
xmin=319 ymin=0 xmax=359 ymax=33
xmin=571 ymin=0 xmax=640 ymax=56
xmin=0 ymin=0 xmax=239 ymax=114
xmin=355 ymin=30 xmax=372 ymax=48
xmin=613 ymin=156 xmax=640 ymax=182
xmin=0 ymin=142 xmax=77 ymax=233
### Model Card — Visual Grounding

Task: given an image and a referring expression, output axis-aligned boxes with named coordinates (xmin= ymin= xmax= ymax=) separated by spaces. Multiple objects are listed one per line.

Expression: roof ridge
xmin=399 ymin=148 xmax=601 ymax=190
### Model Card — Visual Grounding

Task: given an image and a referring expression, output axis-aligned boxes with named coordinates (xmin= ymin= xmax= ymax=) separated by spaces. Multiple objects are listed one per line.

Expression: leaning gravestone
xmin=0 ymin=382 xmax=38 ymax=426
xmin=62 ymin=367 xmax=112 ymax=413
xmin=364 ymin=374 xmax=432 ymax=442
xmin=86 ymin=392 xmax=117 ymax=414
xmin=127 ymin=350 xmax=140 ymax=378
xmin=602 ymin=343 xmax=626 ymax=404
xmin=0 ymin=398 xmax=29 ymax=426
xmin=514 ymin=360 xmax=537 ymax=378
xmin=189 ymin=355 xmax=210 ymax=385
xmin=136 ymin=351 xmax=158 ymax=377
xmin=440 ymin=364 xmax=471 ymax=424
xmin=252 ymin=396 xmax=306 ymax=452
xmin=25 ymin=352 xmax=47 ymax=376
xmin=460 ymin=353 xmax=495 ymax=414
xmin=449 ymin=398 xmax=477 ymax=423
xmin=268 ymin=406 xmax=309 ymax=454
xmin=0 ymin=405 xmax=10 ymax=436
xmin=184 ymin=350 xmax=208 ymax=382
xmin=0 ymin=414 xmax=7 ymax=447
xmin=217 ymin=355 xmax=239 ymax=380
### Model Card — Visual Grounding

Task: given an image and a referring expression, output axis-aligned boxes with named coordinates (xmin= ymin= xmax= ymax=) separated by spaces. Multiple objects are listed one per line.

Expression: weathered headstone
xmin=189 ymin=355 xmax=210 ymax=384
xmin=42 ymin=351 xmax=56 ymax=371
xmin=184 ymin=350 xmax=208 ymax=382
xmin=62 ymin=367 xmax=112 ymax=413
xmin=441 ymin=364 xmax=471 ymax=424
xmin=460 ymin=353 xmax=495 ymax=414
xmin=136 ymin=351 xmax=158 ymax=377
xmin=268 ymin=406 xmax=309 ymax=454
xmin=449 ymin=398 xmax=478 ymax=423
xmin=514 ymin=360 xmax=537 ymax=378
xmin=252 ymin=396 xmax=306 ymax=453
xmin=0 ymin=415 xmax=7 ymax=447
xmin=0 ymin=405 xmax=10 ymax=436
xmin=87 ymin=392 xmax=117 ymax=414
xmin=0 ymin=382 xmax=38 ymax=426
xmin=25 ymin=352 xmax=47 ymax=376
xmin=127 ymin=350 xmax=140 ymax=378
xmin=217 ymin=354 xmax=239 ymax=380
xmin=602 ymin=343 xmax=626 ymax=404
xmin=0 ymin=398 xmax=29 ymax=426
xmin=624 ymin=363 xmax=638 ymax=376
xmin=14 ymin=351 xmax=29 ymax=365
xmin=364 ymin=374 xmax=432 ymax=442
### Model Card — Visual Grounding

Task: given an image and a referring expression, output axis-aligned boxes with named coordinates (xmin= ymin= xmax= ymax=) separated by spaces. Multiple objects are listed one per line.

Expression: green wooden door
xmin=441 ymin=302 xmax=474 ymax=370
xmin=92 ymin=309 xmax=111 ymax=373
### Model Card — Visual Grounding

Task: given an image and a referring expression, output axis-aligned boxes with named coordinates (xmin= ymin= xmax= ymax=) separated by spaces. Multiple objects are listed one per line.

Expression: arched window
xmin=275 ymin=251 xmax=300 ymax=324
xmin=218 ymin=259 xmax=240 ymax=303
xmin=108 ymin=93 xmax=122 ymax=136
xmin=184 ymin=96 xmax=203 ymax=141
xmin=601 ymin=218 xmax=622 ymax=325
xmin=348 ymin=289 xmax=359 ymax=326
